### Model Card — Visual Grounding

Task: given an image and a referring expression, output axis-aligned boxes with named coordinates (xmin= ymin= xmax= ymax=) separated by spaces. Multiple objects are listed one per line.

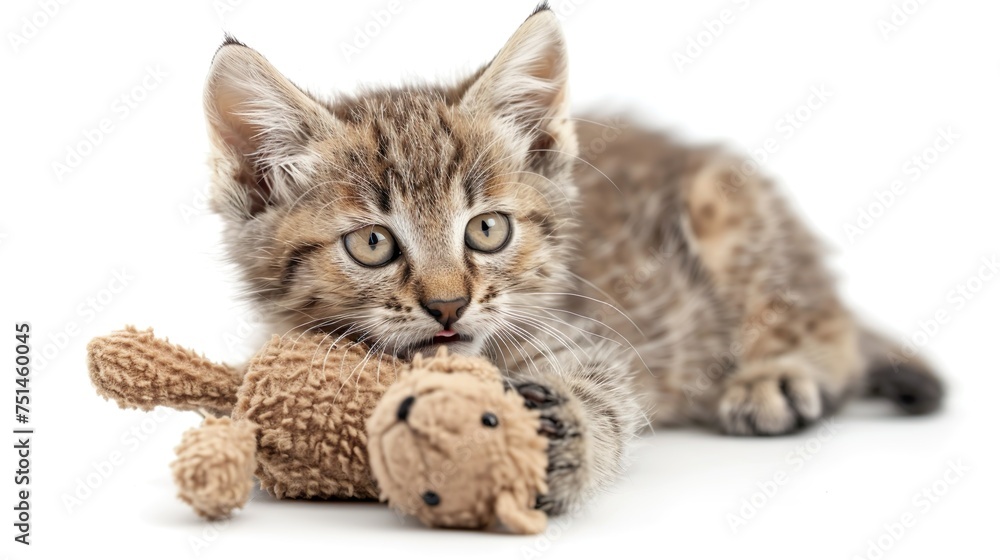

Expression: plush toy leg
xmin=172 ymin=416 xmax=258 ymax=519
xmin=87 ymin=326 xmax=243 ymax=416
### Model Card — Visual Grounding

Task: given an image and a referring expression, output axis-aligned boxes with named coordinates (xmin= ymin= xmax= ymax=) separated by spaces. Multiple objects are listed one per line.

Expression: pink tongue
xmin=433 ymin=330 xmax=458 ymax=342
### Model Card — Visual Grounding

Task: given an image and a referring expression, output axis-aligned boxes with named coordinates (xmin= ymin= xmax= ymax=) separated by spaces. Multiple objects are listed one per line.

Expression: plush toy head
xmin=367 ymin=348 xmax=549 ymax=534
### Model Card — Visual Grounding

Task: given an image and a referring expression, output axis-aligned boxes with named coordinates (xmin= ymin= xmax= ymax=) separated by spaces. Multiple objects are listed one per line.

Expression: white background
xmin=3 ymin=1 xmax=998 ymax=559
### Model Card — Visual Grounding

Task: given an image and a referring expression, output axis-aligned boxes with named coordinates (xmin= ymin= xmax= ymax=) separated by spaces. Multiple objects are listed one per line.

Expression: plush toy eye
xmin=422 ymin=491 xmax=441 ymax=507
xmin=344 ymin=225 xmax=399 ymax=267
xmin=481 ymin=412 xmax=499 ymax=428
xmin=465 ymin=213 xmax=511 ymax=253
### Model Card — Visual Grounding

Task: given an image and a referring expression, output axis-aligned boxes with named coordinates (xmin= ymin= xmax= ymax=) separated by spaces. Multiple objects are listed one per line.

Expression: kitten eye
xmin=465 ymin=213 xmax=511 ymax=253
xmin=344 ymin=225 xmax=399 ymax=267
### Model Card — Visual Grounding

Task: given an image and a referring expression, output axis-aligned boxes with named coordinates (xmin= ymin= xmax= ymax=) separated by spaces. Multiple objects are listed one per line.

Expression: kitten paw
xmin=717 ymin=360 xmax=823 ymax=436
xmin=515 ymin=381 xmax=588 ymax=515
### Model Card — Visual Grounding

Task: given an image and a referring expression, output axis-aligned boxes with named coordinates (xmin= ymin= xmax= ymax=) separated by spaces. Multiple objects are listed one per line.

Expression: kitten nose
xmin=422 ymin=297 xmax=469 ymax=328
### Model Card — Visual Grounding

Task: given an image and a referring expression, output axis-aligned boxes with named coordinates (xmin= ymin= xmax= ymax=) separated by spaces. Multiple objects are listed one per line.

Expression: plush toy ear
xmin=495 ymin=490 xmax=547 ymax=534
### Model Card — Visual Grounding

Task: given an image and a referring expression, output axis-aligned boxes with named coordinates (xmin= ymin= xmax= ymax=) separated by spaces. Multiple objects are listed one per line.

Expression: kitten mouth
xmin=398 ymin=330 xmax=474 ymax=358
xmin=432 ymin=330 xmax=461 ymax=345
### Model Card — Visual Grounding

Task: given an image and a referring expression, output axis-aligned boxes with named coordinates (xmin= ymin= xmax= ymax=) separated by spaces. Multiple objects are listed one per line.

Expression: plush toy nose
xmin=422 ymin=297 xmax=469 ymax=329
xmin=397 ymin=395 xmax=416 ymax=422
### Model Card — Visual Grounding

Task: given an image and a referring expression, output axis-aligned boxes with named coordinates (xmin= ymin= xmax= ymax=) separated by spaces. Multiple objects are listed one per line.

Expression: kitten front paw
xmin=717 ymin=359 xmax=823 ymax=436
xmin=515 ymin=382 xmax=589 ymax=515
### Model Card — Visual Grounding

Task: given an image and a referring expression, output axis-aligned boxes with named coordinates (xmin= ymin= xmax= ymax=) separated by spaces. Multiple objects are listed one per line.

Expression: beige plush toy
xmin=86 ymin=327 xmax=549 ymax=533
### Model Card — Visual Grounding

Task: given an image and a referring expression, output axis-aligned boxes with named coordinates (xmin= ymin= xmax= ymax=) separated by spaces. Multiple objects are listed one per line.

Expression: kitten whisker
xmin=500 ymin=310 xmax=587 ymax=368
xmin=495 ymin=315 xmax=565 ymax=373
xmin=516 ymin=292 xmax=643 ymax=336
xmin=505 ymin=306 xmax=654 ymax=377
xmin=528 ymin=147 xmax=623 ymax=194
xmin=492 ymin=320 xmax=543 ymax=377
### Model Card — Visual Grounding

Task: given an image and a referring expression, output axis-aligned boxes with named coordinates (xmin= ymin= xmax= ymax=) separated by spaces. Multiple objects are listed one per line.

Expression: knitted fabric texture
xmin=173 ymin=416 xmax=258 ymax=518
xmin=87 ymin=326 xmax=242 ymax=416
xmin=231 ymin=333 xmax=398 ymax=500
xmin=88 ymin=328 xmax=548 ymax=532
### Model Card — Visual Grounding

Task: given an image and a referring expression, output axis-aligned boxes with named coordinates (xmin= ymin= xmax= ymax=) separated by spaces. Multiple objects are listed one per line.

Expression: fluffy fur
xmin=201 ymin=6 xmax=943 ymax=516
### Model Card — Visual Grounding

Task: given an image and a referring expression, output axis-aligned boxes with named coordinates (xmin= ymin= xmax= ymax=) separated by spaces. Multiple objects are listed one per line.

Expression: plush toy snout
xmin=367 ymin=348 xmax=549 ymax=534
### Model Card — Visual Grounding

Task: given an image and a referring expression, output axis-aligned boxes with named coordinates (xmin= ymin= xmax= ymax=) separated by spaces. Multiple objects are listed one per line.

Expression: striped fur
xmin=202 ymin=7 xmax=942 ymax=515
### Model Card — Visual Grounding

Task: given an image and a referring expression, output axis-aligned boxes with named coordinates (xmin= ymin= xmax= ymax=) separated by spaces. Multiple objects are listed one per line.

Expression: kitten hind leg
xmin=683 ymin=157 xmax=864 ymax=435
xmin=717 ymin=356 xmax=825 ymax=435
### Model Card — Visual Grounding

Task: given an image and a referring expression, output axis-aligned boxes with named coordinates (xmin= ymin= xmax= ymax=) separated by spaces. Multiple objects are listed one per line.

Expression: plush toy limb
xmin=172 ymin=416 xmax=258 ymax=519
xmin=495 ymin=490 xmax=547 ymax=535
xmin=87 ymin=326 xmax=243 ymax=417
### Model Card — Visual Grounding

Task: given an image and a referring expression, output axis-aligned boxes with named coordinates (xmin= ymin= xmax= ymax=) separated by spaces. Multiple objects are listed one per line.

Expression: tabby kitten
xmin=203 ymin=5 xmax=943 ymax=515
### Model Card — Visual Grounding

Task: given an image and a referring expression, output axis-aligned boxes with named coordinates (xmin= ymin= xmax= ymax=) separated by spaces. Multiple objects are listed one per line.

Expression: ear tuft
xmin=462 ymin=8 xmax=572 ymax=158
xmin=219 ymin=33 xmax=247 ymax=50
xmin=530 ymin=1 xmax=552 ymax=17
xmin=204 ymin=44 xmax=336 ymax=219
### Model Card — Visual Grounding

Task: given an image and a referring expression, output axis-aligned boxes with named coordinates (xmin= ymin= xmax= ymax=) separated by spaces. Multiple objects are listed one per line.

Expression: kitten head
xmin=203 ymin=8 xmax=578 ymax=359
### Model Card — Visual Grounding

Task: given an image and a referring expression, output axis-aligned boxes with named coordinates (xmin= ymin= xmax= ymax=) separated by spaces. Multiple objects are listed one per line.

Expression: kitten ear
xmin=204 ymin=39 xmax=336 ymax=219
xmin=462 ymin=8 xmax=574 ymax=158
